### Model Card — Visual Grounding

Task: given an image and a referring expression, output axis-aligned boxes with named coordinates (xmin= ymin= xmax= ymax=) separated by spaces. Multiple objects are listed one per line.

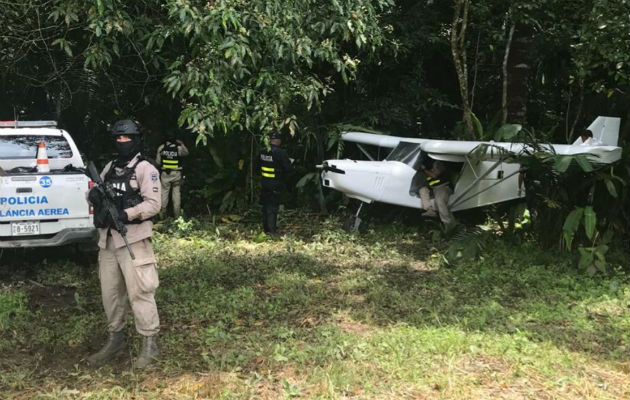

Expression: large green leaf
xmin=562 ymin=207 xmax=584 ymax=249
xmin=574 ymin=155 xmax=593 ymax=172
xmin=583 ymin=206 xmax=596 ymax=240
xmin=605 ymin=179 xmax=618 ymax=198
xmin=471 ymin=112 xmax=483 ymax=139
xmin=553 ymin=156 xmax=573 ymax=172
xmin=578 ymin=247 xmax=594 ymax=269
xmin=208 ymin=146 xmax=224 ymax=169
xmin=493 ymin=124 xmax=522 ymax=141
xmin=295 ymin=172 xmax=318 ymax=189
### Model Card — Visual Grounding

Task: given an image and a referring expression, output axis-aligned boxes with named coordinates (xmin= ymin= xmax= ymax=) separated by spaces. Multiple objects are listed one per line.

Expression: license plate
xmin=11 ymin=221 xmax=40 ymax=236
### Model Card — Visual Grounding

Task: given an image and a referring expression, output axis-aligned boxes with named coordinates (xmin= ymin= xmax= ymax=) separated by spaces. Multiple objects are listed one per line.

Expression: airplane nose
xmin=321 ymin=161 xmax=345 ymax=174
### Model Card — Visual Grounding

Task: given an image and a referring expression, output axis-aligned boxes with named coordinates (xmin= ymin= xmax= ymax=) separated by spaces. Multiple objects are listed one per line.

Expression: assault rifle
xmin=87 ymin=161 xmax=135 ymax=260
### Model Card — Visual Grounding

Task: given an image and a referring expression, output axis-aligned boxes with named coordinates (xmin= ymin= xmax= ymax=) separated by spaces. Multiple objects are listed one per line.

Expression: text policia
xmin=0 ymin=195 xmax=69 ymax=218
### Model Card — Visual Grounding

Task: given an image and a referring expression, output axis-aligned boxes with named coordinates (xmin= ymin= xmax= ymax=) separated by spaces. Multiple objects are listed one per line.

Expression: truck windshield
xmin=385 ymin=142 xmax=424 ymax=170
xmin=0 ymin=135 xmax=73 ymax=159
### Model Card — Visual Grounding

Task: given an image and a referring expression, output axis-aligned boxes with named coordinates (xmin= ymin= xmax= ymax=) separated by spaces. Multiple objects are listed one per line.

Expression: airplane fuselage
xmin=321 ymin=116 xmax=621 ymax=213
xmin=321 ymin=158 xmax=524 ymax=212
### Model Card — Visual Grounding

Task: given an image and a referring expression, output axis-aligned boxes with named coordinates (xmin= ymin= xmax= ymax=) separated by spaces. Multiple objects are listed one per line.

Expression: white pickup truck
xmin=0 ymin=120 xmax=96 ymax=248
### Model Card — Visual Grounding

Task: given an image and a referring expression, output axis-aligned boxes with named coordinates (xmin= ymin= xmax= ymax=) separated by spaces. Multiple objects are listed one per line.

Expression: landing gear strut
xmin=343 ymin=202 xmax=364 ymax=233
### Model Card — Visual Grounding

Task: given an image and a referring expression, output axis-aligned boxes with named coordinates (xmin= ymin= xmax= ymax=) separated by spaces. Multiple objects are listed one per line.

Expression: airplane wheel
xmin=342 ymin=216 xmax=362 ymax=233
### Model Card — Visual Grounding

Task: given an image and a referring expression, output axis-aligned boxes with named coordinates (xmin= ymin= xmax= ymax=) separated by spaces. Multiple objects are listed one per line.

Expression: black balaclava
xmin=115 ymin=136 xmax=143 ymax=166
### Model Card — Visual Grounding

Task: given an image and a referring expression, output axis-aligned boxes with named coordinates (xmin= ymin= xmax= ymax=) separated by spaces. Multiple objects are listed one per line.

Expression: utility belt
xmin=161 ymin=168 xmax=182 ymax=175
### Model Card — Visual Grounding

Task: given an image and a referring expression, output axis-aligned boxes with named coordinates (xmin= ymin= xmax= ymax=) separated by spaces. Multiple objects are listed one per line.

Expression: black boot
xmin=262 ymin=212 xmax=270 ymax=233
xmin=135 ymin=335 xmax=160 ymax=369
xmin=266 ymin=213 xmax=278 ymax=235
xmin=87 ymin=331 xmax=126 ymax=367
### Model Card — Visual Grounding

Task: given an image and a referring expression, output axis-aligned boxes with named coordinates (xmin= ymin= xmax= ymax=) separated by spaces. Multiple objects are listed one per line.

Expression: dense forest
xmin=2 ymin=1 xmax=628 ymax=140
xmin=1 ymin=2 xmax=629 ymax=398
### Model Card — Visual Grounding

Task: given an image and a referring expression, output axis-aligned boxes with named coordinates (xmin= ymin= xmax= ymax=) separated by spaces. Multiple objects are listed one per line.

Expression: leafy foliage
xmin=506 ymin=130 xmax=627 ymax=272
xmin=163 ymin=0 xmax=391 ymax=140
xmin=0 ymin=290 xmax=28 ymax=331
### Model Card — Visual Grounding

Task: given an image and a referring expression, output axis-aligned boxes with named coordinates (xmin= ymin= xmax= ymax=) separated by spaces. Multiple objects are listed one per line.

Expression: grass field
xmin=1 ymin=212 xmax=628 ymax=399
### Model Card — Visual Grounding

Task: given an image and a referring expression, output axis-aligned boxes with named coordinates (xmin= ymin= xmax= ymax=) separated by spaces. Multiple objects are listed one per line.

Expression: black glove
xmin=88 ymin=187 xmax=103 ymax=207
xmin=117 ymin=209 xmax=128 ymax=224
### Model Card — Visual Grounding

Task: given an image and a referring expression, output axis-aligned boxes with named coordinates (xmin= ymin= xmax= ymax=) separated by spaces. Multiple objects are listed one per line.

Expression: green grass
xmin=0 ymin=212 xmax=628 ymax=399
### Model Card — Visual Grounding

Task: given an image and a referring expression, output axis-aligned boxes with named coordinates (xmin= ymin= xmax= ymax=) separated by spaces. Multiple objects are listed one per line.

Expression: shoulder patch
xmin=153 ymin=187 xmax=159 ymax=192
xmin=151 ymin=171 xmax=158 ymax=182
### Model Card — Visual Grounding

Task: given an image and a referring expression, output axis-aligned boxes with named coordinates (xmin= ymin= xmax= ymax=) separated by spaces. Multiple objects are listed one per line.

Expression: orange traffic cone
xmin=36 ymin=141 xmax=50 ymax=173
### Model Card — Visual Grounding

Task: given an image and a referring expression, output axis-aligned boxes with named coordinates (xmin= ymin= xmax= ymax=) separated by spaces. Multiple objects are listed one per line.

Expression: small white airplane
xmin=319 ymin=116 xmax=621 ymax=229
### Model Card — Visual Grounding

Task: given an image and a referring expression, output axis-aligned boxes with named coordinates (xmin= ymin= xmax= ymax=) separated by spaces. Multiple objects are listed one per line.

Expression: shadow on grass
xmin=0 ymin=222 xmax=627 ymax=395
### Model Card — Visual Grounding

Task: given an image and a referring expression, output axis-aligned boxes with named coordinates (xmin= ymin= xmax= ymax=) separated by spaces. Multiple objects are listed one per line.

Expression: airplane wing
xmin=343 ymin=115 xmax=622 ymax=165
xmin=420 ymin=140 xmax=622 ymax=164
xmin=342 ymin=131 xmax=422 ymax=149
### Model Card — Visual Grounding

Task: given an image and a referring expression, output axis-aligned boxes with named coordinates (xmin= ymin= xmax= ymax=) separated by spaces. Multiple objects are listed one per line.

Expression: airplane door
xmin=450 ymin=159 xmax=523 ymax=211
xmin=378 ymin=162 xmax=424 ymax=209
xmin=378 ymin=142 xmax=426 ymax=209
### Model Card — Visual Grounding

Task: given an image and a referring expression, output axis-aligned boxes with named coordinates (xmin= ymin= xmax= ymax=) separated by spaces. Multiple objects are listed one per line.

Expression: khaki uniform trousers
xmin=419 ymin=184 xmax=455 ymax=226
xmin=98 ymin=236 xmax=160 ymax=336
xmin=161 ymin=170 xmax=182 ymax=217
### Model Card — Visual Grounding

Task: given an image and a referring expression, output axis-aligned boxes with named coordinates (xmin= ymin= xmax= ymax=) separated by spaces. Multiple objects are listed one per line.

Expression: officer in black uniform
xmin=259 ymin=133 xmax=294 ymax=234
xmin=156 ymin=129 xmax=189 ymax=217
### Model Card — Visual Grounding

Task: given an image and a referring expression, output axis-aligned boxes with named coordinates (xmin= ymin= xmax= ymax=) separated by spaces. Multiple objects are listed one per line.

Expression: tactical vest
xmin=260 ymin=151 xmax=276 ymax=180
xmin=99 ymin=158 xmax=145 ymax=226
xmin=160 ymin=141 xmax=180 ymax=170
xmin=426 ymin=176 xmax=441 ymax=187
xmin=424 ymin=160 xmax=455 ymax=188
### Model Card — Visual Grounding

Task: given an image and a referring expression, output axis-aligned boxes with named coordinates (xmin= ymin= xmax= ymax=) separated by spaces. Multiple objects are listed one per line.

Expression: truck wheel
xmin=72 ymin=243 xmax=99 ymax=266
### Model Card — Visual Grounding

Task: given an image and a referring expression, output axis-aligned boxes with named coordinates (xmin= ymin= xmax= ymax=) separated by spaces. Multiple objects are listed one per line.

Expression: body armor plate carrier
xmin=160 ymin=141 xmax=179 ymax=170
xmin=94 ymin=158 xmax=146 ymax=228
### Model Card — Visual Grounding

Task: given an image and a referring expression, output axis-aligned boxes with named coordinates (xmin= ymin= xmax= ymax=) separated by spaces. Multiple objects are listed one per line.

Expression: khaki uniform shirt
xmin=96 ymin=153 xmax=161 ymax=249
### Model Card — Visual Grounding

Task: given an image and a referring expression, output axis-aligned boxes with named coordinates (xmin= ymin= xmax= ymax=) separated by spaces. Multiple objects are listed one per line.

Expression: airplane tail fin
xmin=586 ymin=116 xmax=620 ymax=146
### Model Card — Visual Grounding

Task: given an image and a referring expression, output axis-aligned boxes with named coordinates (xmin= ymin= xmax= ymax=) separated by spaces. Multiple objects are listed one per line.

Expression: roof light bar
xmin=0 ymin=120 xmax=58 ymax=128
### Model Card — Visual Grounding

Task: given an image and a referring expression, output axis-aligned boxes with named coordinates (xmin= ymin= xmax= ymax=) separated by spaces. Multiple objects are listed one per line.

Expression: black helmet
xmin=166 ymin=127 xmax=178 ymax=140
xmin=110 ymin=119 xmax=141 ymax=136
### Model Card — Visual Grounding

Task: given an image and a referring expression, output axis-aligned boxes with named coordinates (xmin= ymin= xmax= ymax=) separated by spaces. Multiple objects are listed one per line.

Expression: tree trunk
xmin=502 ymin=25 xmax=515 ymax=125
xmin=568 ymin=87 xmax=584 ymax=143
xmin=249 ymin=133 xmax=254 ymax=203
xmin=451 ymin=0 xmax=474 ymax=139
xmin=504 ymin=24 xmax=532 ymax=125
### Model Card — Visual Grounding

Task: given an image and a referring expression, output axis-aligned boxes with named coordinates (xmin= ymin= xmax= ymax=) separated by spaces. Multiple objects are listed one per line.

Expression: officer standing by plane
xmin=259 ymin=133 xmax=294 ymax=235
xmin=419 ymin=156 xmax=455 ymax=227
xmin=87 ymin=119 xmax=162 ymax=369
xmin=156 ymin=129 xmax=189 ymax=217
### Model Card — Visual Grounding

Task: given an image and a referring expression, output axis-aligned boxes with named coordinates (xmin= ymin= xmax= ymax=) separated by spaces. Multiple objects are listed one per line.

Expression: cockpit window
xmin=0 ymin=135 xmax=73 ymax=159
xmin=385 ymin=142 xmax=424 ymax=170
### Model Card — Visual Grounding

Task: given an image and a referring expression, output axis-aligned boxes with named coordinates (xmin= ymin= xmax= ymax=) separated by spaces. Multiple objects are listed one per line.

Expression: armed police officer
xmin=259 ymin=133 xmax=294 ymax=235
xmin=87 ymin=119 xmax=162 ymax=369
xmin=156 ymin=129 xmax=189 ymax=217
